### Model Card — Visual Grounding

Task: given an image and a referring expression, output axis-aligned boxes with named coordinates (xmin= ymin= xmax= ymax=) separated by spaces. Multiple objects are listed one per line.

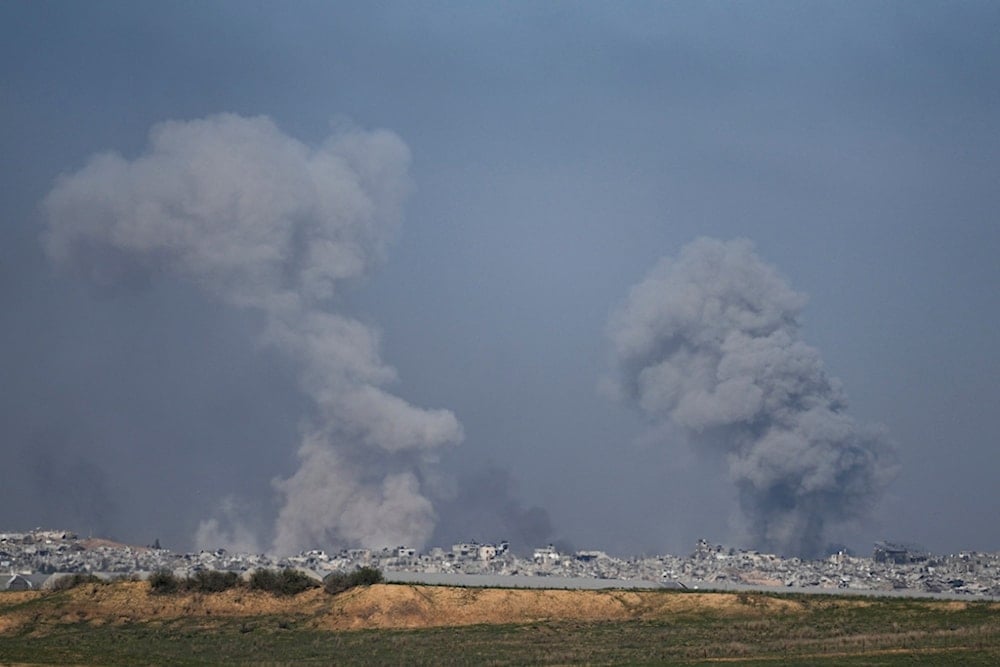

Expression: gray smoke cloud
xmin=608 ymin=238 xmax=897 ymax=557
xmin=42 ymin=113 xmax=463 ymax=554
xmin=430 ymin=466 xmax=555 ymax=555
xmin=22 ymin=428 xmax=118 ymax=539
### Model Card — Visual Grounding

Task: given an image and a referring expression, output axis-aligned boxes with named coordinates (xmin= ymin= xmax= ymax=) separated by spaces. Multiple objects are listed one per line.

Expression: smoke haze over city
xmin=2 ymin=2 xmax=999 ymax=558
xmin=608 ymin=238 xmax=897 ymax=557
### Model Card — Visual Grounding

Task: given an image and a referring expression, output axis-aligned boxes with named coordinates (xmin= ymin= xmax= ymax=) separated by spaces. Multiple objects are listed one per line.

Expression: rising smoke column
xmin=430 ymin=466 xmax=555 ymax=554
xmin=608 ymin=238 xmax=897 ymax=557
xmin=42 ymin=113 xmax=462 ymax=553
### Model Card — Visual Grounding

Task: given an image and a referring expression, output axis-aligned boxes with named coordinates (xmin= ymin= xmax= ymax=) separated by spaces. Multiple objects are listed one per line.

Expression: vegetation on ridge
xmin=1 ymin=580 xmax=999 ymax=665
xmin=147 ymin=566 xmax=383 ymax=596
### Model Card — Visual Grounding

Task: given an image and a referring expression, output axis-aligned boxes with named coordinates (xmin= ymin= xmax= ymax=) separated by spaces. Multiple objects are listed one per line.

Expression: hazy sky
xmin=2 ymin=1 xmax=999 ymax=557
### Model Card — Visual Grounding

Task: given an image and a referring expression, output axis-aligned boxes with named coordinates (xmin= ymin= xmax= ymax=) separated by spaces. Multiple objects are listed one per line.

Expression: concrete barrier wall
xmin=383 ymin=571 xmax=673 ymax=590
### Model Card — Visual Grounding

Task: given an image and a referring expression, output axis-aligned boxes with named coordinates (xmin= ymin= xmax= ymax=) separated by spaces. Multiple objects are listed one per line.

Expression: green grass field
xmin=1 ymin=588 xmax=998 ymax=665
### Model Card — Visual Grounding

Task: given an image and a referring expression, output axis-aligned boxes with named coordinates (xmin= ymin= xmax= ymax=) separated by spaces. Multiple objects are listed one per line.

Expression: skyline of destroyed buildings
xmin=3 ymin=528 xmax=1000 ymax=599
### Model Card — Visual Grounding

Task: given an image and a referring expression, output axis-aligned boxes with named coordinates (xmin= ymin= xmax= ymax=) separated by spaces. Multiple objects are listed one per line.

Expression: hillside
xmin=0 ymin=581 xmax=807 ymax=632
xmin=2 ymin=582 xmax=1000 ymax=665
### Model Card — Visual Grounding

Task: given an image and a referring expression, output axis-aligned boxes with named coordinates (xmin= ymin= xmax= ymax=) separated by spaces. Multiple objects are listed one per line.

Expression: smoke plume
xmin=608 ymin=238 xmax=897 ymax=557
xmin=430 ymin=466 xmax=555 ymax=554
xmin=42 ymin=113 xmax=462 ymax=553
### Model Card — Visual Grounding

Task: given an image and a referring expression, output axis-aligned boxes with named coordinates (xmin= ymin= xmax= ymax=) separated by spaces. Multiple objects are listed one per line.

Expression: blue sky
xmin=2 ymin=1 xmax=998 ymax=556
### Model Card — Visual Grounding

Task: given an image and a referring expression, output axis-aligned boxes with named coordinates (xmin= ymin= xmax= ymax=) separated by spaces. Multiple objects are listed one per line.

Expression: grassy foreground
xmin=1 ymin=583 xmax=998 ymax=665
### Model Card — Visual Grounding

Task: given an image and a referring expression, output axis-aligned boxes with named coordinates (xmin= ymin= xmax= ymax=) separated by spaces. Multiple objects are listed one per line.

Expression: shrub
xmin=187 ymin=570 xmax=240 ymax=593
xmin=351 ymin=566 xmax=384 ymax=586
xmin=50 ymin=573 xmax=105 ymax=591
xmin=249 ymin=568 xmax=318 ymax=596
xmin=323 ymin=572 xmax=352 ymax=595
xmin=324 ymin=566 xmax=384 ymax=595
xmin=148 ymin=570 xmax=181 ymax=594
xmin=248 ymin=569 xmax=279 ymax=593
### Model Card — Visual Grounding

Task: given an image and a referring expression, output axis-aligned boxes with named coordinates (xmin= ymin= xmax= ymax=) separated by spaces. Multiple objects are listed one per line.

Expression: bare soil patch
xmin=0 ymin=582 xmax=918 ymax=635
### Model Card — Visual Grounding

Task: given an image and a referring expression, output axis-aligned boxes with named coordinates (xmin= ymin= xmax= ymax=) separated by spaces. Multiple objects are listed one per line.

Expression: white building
xmin=533 ymin=545 xmax=560 ymax=563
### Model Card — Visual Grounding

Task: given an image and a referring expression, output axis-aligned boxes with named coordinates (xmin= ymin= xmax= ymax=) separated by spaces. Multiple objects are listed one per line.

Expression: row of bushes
xmin=147 ymin=566 xmax=383 ymax=596
xmin=148 ymin=569 xmax=243 ymax=594
xmin=323 ymin=566 xmax=384 ymax=594
xmin=49 ymin=573 xmax=144 ymax=591
xmin=50 ymin=573 xmax=107 ymax=591
xmin=247 ymin=568 xmax=318 ymax=596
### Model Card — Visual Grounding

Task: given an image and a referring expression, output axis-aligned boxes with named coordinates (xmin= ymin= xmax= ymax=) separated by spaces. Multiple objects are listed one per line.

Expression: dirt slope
xmin=0 ymin=582 xmax=816 ymax=634
xmin=319 ymin=584 xmax=807 ymax=629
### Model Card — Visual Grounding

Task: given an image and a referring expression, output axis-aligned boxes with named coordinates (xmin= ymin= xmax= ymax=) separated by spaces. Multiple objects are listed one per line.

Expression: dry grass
xmin=1 ymin=583 xmax=999 ymax=665
xmin=0 ymin=582 xmax=815 ymax=634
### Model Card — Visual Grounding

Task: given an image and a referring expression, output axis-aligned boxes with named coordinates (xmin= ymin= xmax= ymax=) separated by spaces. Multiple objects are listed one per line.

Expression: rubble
xmin=3 ymin=529 xmax=999 ymax=598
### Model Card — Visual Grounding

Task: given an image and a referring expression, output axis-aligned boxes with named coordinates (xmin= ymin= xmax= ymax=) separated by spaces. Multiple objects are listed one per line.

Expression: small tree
xmin=323 ymin=572 xmax=352 ymax=595
xmin=188 ymin=570 xmax=240 ymax=593
xmin=352 ymin=566 xmax=384 ymax=586
xmin=323 ymin=566 xmax=384 ymax=595
xmin=148 ymin=570 xmax=180 ymax=594
xmin=249 ymin=568 xmax=318 ymax=596
xmin=50 ymin=573 xmax=104 ymax=592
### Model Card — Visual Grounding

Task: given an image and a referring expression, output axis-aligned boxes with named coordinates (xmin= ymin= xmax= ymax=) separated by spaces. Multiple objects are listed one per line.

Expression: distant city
xmin=3 ymin=529 xmax=999 ymax=599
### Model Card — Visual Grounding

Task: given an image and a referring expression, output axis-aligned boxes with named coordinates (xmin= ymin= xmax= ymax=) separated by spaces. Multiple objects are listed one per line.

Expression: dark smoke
xmin=608 ymin=238 xmax=898 ymax=557
xmin=430 ymin=467 xmax=555 ymax=555
xmin=21 ymin=427 xmax=118 ymax=539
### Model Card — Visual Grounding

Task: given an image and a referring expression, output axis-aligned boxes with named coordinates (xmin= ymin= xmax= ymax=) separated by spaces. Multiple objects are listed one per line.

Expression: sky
xmin=2 ymin=1 xmax=999 ymax=558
